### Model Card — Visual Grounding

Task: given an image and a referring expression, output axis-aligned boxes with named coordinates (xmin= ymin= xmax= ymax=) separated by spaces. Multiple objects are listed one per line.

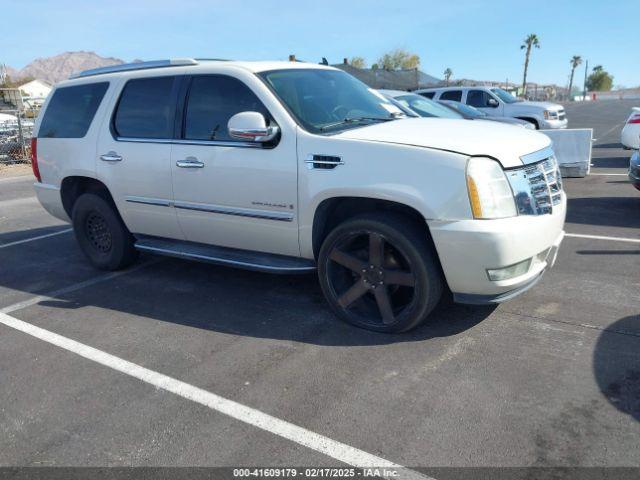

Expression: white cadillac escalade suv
xmin=32 ymin=59 xmax=565 ymax=332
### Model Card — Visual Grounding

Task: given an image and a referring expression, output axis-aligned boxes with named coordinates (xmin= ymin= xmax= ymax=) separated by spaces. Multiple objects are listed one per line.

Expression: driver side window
xmin=466 ymin=90 xmax=488 ymax=108
xmin=184 ymin=75 xmax=271 ymax=142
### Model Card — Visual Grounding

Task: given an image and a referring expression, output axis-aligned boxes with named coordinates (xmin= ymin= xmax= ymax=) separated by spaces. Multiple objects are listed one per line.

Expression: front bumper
xmin=630 ymin=151 xmax=640 ymax=190
xmin=541 ymin=117 xmax=568 ymax=129
xmin=428 ymin=193 xmax=566 ymax=304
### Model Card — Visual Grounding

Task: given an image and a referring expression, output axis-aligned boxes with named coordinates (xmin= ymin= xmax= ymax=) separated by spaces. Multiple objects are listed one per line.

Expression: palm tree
xmin=520 ymin=34 xmax=540 ymax=98
xmin=568 ymin=55 xmax=582 ymax=100
xmin=443 ymin=68 xmax=453 ymax=86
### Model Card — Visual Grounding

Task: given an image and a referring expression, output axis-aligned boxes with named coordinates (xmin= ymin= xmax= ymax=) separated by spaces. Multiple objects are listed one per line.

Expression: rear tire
xmin=318 ymin=213 xmax=443 ymax=333
xmin=71 ymin=193 xmax=138 ymax=270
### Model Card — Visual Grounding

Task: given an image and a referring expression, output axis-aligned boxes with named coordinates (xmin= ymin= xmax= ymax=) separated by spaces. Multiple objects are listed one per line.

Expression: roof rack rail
xmin=69 ymin=58 xmax=199 ymax=79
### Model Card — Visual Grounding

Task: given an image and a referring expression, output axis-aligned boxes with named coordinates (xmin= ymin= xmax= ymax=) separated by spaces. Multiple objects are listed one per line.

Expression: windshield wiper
xmin=320 ymin=116 xmax=395 ymax=131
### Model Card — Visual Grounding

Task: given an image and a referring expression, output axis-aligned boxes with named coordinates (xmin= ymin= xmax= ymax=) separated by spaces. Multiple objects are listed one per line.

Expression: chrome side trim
xmin=124 ymin=196 xmax=292 ymax=221
xmin=173 ymin=201 xmax=294 ymax=222
xmin=173 ymin=139 xmax=261 ymax=148
xmin=304 ymin=159 xmax=345 ymax=165
xmin=519 ymin=146 xmax=554 ymax=165
xmin=116 ymin=137 xmax=173 ymax=144
xmin=134 ymin=244 xmax=315 ymax=273
xmin=125 ymin=196 xmax=173 ymax=207
xmin=115 ymin=137 xmax=260 ymax=148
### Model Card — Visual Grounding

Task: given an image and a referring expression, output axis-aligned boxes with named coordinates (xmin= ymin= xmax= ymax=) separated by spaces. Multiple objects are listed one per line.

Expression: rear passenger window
xmin=114 ymin=77 xmax=176 ymax=139
xmin=184 ymin=75 xmax=270 ymax=142
xmin=419 ymin=92 xmax=435 ymax=99
xmin=38 ymin=83 xmax=108 ymax=138
xmin=439 ymin=90 xmax=462 ymax=102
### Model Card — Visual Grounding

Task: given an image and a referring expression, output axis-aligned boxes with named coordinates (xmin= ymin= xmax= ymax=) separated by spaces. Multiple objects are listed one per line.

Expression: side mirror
xmin=228 ymin=111 xmax=279 ymax=142
xmin=487 ymin=98 xmax=499 ymax=108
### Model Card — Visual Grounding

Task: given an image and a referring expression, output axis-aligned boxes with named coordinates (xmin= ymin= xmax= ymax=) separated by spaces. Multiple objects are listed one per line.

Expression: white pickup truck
xmin=415 ymin=86 xmax=568 ymax=130
xmin=32 ymin=59 xmax=565 ymax=332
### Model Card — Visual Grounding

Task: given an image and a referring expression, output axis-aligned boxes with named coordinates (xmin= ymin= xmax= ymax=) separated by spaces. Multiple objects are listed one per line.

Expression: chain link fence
xmin=1 ymin=88 xmax=38 ymax=165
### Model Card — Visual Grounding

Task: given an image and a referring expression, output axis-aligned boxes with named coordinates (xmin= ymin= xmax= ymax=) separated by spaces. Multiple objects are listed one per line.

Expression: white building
xmin=19 ymin=79 xmax=52 ymax=99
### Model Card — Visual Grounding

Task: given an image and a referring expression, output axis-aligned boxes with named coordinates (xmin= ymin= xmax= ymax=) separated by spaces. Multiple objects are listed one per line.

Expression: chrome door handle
xmin=100 ymin=152 xmax=122 ymax=162
xmin=176 ymin=158 xmax=204 ymax=168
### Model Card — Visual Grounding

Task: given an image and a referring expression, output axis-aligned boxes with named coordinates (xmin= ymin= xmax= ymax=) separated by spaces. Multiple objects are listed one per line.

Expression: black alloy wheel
xmin=318 ymin=213 xmax=442 ymax=332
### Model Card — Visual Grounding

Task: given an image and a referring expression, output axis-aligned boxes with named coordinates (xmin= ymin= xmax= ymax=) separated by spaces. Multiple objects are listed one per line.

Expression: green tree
xmin=586 ymin=65 xmax=614 ymax=91
xmin=377 ymin=48 xmax=420 ymax=70
xmin=349 ymin=57 xmax=366 ymax=69
xmin=567 ymin=55 xmax=582 ymax=100
xmin=520 ymin=33 xmax=540 ymax=97
xmin=443 ymin=68 xmax=453 ymax=85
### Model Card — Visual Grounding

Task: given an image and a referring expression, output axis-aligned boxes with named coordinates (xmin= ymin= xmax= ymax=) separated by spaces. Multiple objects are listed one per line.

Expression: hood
xmin=334 ymin=118 xmax=551 ymax=168
xmin=516 ymin=100 xmax=564 ymax=112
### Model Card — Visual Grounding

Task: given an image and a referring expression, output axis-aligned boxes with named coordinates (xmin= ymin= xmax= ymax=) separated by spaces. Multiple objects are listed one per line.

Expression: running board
xmin=134 ymin=237 xmax=316 ymax=274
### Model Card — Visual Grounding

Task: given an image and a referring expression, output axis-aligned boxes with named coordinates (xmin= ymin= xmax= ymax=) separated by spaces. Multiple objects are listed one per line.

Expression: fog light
xmin=487 ymin=258 xmax=532 ymax=281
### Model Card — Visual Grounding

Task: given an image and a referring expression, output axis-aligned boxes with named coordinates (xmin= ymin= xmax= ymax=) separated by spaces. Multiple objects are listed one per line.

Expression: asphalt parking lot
xmin=0 ymin=100 xmax=638 ymax=476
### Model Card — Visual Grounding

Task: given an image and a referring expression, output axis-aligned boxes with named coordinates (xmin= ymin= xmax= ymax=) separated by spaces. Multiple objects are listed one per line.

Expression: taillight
xmin=628 ymin=114 xmax=640 ymax=124
xmin=30 ymin=137 xmax=41 ymax=182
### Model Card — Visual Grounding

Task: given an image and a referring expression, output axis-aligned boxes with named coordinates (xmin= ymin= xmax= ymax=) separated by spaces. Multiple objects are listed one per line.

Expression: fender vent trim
xmin=305 ymin=154 xmax=344 ymax=170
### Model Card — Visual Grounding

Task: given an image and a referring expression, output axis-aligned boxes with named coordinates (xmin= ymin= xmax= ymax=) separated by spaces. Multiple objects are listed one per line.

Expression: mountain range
xmin=5 ymin=51 xmax=126 ymax=84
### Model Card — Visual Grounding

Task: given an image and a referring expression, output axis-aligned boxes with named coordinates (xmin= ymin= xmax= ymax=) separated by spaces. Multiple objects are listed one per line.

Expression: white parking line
xmin=595 ymin=122 xmax=624 ymax=141
xmin=0 ymin=228 xmax=72 ymax=249
xmin=0 ymin=310 xmax=429 ymax=480
xmin=565 ymin=232 xmax=640 ymax=244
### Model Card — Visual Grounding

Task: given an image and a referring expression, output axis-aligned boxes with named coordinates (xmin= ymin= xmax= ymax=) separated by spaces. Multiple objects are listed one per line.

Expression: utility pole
xmin=582 ymin=60 xmax=588 ymax=101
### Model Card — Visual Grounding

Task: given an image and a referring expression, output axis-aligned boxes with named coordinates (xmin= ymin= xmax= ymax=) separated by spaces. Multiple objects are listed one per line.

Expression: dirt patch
xmin=0 ymin=163 xmax=33 ymax=178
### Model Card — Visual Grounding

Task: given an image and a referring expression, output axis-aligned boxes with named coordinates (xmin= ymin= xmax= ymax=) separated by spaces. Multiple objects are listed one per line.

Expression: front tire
xmin=318 ymin=213 xmax=443 ymax=333
xmin=72 ymin=193 xmax=138 ymax=270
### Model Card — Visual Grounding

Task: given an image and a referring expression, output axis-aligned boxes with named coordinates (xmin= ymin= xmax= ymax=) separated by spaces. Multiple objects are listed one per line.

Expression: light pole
xmin=582 ymin=60 xmax=588 ymax=101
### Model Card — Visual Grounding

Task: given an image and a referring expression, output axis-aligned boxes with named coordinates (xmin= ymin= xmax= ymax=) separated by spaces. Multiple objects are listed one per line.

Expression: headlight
xmin=543 ymin=110 xmax=558 ymax=120
xmin=466 ymin=157 xmax=517 ymax=219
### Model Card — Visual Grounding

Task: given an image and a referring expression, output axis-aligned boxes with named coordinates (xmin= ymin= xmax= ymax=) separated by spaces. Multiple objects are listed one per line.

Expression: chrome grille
xmin=506 ymin=156 xmax=563 ymax=215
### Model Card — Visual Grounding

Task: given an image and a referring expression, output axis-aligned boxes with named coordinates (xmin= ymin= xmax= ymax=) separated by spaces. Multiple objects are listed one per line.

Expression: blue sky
xmin=3 ymin=0 xmax=638 ymax=87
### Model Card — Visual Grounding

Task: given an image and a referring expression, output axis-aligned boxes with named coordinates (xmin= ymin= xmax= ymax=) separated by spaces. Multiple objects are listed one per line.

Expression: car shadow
xmin=590 ymin=156 xmax=631 ymax=169
xmin=1 ymin=227 xmax=496 ymax=346
xmin=576 ymin=249 xmax=640 ymax=255
xmin=0 ymin=224 xmax=71 ymax=247
xmin=593 ymin=315 xmax=640 ymax=422
xmin=566 ymin=197 xmax=640 ymax=229
xmin=593 ymin=143 xmax=624 ymax=149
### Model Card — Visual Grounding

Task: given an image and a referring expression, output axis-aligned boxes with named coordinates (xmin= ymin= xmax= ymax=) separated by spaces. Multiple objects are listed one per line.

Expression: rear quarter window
xmin=419 ymin=92 xmax=435 ymax=99
xmin=38 ymin=82 xmax=109 ymax=138
xmin=439 ymin=90 xmax=463 ymax=102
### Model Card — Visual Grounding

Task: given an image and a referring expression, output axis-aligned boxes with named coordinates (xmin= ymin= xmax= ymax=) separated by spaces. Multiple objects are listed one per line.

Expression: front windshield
xmin=259 ymin=69 xmax=402 ymax=133
xmin=490 ymin=88 xmax=519 ymax=104
xmin=395 ymin=94 xmax=462 ymax=119
xmin=443 ymin=101 xmax=487 ymax=118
